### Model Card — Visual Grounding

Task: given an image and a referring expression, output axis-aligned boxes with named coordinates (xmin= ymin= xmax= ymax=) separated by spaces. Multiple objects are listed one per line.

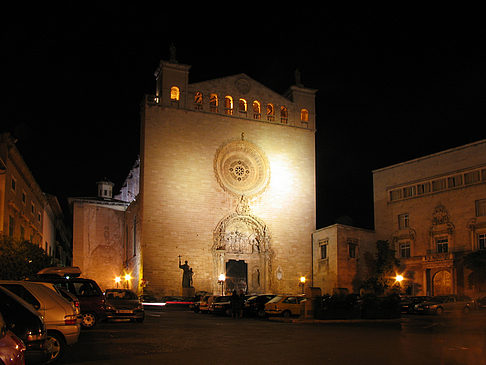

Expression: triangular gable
xmin=189 ymin=73 xmax=292 ymax=104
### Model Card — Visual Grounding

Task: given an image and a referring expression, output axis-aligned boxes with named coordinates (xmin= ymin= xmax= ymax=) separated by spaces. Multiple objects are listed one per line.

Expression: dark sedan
xmin=104 ymin=289 xmax=144 ymax=322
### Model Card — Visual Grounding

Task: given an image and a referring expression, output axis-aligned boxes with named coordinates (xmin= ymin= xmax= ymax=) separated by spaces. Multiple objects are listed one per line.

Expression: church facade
xmin=72 ymin=58 xmax=318 ymax=297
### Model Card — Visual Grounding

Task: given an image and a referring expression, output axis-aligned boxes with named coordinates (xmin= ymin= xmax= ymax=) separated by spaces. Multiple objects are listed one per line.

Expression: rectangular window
xmin=11 ymin=177 xmax=16 ymax=191
xmin=447 ymin=174 xmax=463 ymax=188
xmin=398 ymin=214 xmax=409 ymax=229
xmin=417 ymin=182 xmax=430 ymax=195
xmin=8 ymin=216 xmax=14 ymax=237
xmin=31 ymin=203 xmax=35 ymax=214
xmin=465 ymin=171 xmax=480 ymax=185
xmin=476 ymin=199 xmax=486 ymax=217
xmin=319 ymin=240 xmax=328 ymax=259
xmin=478 ymin=233 xmax=486 ymax=250
xmin=390 ymin=189 xmax=402 ymax=201
xmin=436 ymin=237 xmax=449 ymax=253
xmin=22 ymin=192 xmax=26 ymax=204
xmin=348 ymin=242 xmax=357 ymax=258
xmin=482 ymin=169 xmax=486 ymax=181
xmin=403 ymin=186 xmax=415 ymax=198
xmin=400 ymin=242 xmax=411 ymax=258
xmin=432 ymin=178 xmax=446 ymax=192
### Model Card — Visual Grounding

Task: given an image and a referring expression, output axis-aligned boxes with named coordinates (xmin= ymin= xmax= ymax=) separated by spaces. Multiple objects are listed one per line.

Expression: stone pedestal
xmin=182 ymin=287 xmax=195 ymax=297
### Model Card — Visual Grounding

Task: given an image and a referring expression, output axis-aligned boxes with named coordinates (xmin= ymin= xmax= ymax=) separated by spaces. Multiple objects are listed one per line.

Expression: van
xmin=0 ymin=281 xmax=80 ymax=363
xmin=0 ymin=286 xmax=48 ymax=364
xmin=33 ymin=267 xmax=106 ymax=328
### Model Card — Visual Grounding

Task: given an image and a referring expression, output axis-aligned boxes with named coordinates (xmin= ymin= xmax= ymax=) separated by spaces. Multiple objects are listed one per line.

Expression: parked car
xmin=104 ymin=289 xmax=144 ymax=322
xmin=30 ymin=267 xmax=106 ymax=328
xmin=0 ymin=312 xmax=26 ymax=365
xmin=34 ymin=282 xmax=81 ymax=317
xmin=244 ymin=294 xmax=276 ymax=317
xmin=477 ymin=296 xmax=486 ymax=310
xmin=414 ymin=295 xmax=474 ymax=315
xmin=0 ymin=286 xmax=48 ymax=364
xmin=399 ymin=296 xmax=433 ymax=314
xmin=264 ymin=295 xmax=307 ymax=318
xmin=159 ymin=296 xmax=194 ymax=311
xmin=0 ymin=281 xmax=80 ymax=363
xmin=197 ymin=295 xmax=216 ymax=313
xmin=140 ymin=294 xmax=164 ymax=311
xmin=209 ymin=296 xmax=232 ymax=316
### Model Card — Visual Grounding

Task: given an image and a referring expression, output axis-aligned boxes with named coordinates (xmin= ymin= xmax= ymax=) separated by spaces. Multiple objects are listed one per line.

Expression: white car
xmin=0 ymin=280 xmax=80 ymax=363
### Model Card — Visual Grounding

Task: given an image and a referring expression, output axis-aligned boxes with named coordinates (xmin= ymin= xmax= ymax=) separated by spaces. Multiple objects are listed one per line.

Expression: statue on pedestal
xmin=178 ymin=256 xmax=193 ymax=288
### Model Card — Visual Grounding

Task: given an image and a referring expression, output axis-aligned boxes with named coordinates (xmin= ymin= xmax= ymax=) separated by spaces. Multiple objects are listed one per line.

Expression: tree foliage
xmin=0 ymin=235 xmax=51 ymax=280
xmin=463 ymin=250 xmax=486 ymax=292
xmin=361 ymin=240 xmax=400 ymax=295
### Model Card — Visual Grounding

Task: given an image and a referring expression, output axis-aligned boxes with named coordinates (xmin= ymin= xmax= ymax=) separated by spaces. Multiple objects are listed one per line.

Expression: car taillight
xmin=64 ymin=315 xmax=77 ymax=325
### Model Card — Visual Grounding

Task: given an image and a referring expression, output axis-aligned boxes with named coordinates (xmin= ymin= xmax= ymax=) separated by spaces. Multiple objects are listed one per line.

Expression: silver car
xmin=0 ymin=280 xmax=80 ymax=363
xmin=104 ymin=289 xmax=144 ymax=322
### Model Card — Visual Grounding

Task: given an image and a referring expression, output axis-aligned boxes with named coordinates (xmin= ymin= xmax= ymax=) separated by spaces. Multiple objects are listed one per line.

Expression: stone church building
xmin=71 ymin=57 xmax=317 ymax=296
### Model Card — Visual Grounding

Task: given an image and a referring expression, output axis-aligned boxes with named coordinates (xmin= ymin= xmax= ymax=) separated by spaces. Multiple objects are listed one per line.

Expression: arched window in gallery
xmin=239 ymin=98 xmax=247 ymax=115
xmin=225 ymin=96 xmax=234 ymax=115
xmin=280 ymin=106 xmax=288 ymax=123
xmin=210 ymin=93 xmax=218 ymax=113
xmin=170 ymin=86 xmax=180 ymax=101
xmin=253 ymin=101 xmax=261 ymax=119
xmin=300 ymin=109 xmax=309 ymax=122
xmin=194 ymin=91 xmax=203 ymax=110
xmin=266 ymin=103 xmax=275 ymax=121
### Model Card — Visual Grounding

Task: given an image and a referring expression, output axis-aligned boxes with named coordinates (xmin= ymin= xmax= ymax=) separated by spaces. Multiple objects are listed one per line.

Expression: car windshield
xmin=106 ymin=290 xmax=138 ymax=300
xmin=267 ymin=296 xmax=282 ymax=304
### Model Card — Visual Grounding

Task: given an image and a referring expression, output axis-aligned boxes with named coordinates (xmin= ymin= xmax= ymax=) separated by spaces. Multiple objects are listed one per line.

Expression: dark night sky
xmin=2 ymin=5 xmax=486 ymax=230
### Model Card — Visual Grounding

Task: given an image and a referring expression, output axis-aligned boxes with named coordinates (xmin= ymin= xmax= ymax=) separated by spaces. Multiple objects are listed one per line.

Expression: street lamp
xmin=124 ymin=274 xmax=132 ymax=289
xmin=299 ymin=276 xmax=306 ymax=294
xmin=114 ymin=276 xmax=121 ymax=288
xmin=218 ymin=274 xmax=226 ymax=296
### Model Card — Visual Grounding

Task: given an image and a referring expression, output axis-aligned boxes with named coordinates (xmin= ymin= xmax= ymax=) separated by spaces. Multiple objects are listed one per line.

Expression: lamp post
xmin=114 ymin=276 xmax=121 ymax=288
xmin=218 ymin=274 xmax=226 ymax=296
xmin=124 ymin=274 xmax=132 ymax=289
xmin=299 ymin=276 xmax=306 ymax=294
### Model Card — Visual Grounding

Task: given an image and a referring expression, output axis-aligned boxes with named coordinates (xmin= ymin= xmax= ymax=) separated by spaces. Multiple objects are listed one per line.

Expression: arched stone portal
xmin=212 ymin=207 xmax=272 ymax=294
xmin=433 ymin=270 xmax=452 ymax=296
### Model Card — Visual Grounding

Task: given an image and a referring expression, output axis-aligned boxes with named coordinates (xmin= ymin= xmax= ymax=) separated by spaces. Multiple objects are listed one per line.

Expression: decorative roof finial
xmin=169 ymin=43 xmax=178 ymax=63
xmin=241 ymin=132 xmax=245 ymax=141
xmin=295 ymin=68 xmax=303 ymax=87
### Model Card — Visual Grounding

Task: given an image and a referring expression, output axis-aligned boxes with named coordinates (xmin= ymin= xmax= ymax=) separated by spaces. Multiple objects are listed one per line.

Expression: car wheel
xmin=136 ymin=317 xmax=144 ymax=323
xmin=81 ymin=312 xmax=97 ymax=328
xmin=436 ymin=307 xmax=444 ymax=315
xmin=46 ymin=332 xmax=65 ymax=363
xmin=282 ymin=310 xmax=291 ymax=318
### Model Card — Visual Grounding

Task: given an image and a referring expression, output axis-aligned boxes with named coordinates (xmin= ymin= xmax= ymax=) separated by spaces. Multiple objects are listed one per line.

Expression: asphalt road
xmin=61 ymin=309 xmax=486 ymax=365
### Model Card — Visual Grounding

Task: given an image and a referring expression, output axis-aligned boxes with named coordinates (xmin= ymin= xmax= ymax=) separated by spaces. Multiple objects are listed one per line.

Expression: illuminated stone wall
xmin=140 ymin=68 xmax=317 ymax=296
xmin=72 ymin=201 xmax=126 ymax=291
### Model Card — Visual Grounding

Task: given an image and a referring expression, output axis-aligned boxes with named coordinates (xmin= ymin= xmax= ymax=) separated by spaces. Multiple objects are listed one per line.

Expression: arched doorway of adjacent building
xmin=433 ymin=270 xmax=452 ymax=295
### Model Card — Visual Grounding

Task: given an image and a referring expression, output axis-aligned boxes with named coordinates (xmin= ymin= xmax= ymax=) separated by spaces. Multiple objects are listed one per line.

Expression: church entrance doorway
xmin=226 ymin=260 xmax=247 ymax=293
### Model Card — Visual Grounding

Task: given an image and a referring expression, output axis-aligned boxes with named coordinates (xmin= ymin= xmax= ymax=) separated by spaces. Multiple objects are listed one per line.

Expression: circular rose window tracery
xmin=214 ymin=139 xmax=270 ymax=197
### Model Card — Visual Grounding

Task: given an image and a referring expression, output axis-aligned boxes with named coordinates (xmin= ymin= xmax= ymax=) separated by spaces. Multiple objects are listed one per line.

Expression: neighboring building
xmin=72 ymin=56 xmax=318 ymax=296
xmin=0 ymin=132 xmax=72 ymax=265
xmin=373 ymin=140 xmax=486 ymax=296
xmin=0 ymin=133 xmax=45 ymax=246
xmin=43 ymin=194 xmax=73 ymax=266
xmin=69 ymin=180 xmax=132 ymax=291
xmin=312 ymin=224 xmax=376 ymax=295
